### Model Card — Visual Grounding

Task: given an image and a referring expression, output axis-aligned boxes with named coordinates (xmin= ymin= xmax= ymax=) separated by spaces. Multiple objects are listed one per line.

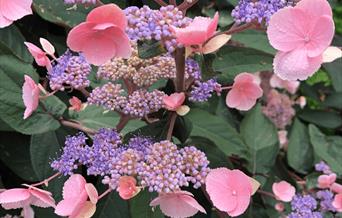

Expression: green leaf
xmin=0 ymin=132 xmax=38 ymax=181
xmin=33 ymin=0 xmax=95 ymax=27
xmin=298 ymin=109 xmax=342 ymax=129
xmin=130 ymin=190 xmax=164 ymax=218
xmin=0 ymin=25 xmax=33 ymax=63
xmin=240 ymin=104 xmax=279 ymax=174
xmin=323 ymin=59 xmax=342 ymax=92
xmin=69 ymin=105 xmax=145 ymax=134
xmin=94 ymin=192 xmax=129 ymax=218
xmin=187 ymin=108 xmax=246 ymax=158
xmin=138 ymin=40 xmax=167 ymax=59
xmin=309 ymin=125 xmax=342 ymax=175
xmin=232 ymin=30 xmax=276 ymax=55
xmin=213 ymin=46 xmax=273 ymax=80
xmin=323 ymin=92 xmax=342 ymax=109
xmin=287 ymin=119 xmax=314 ymax=174
xmin=185 ymin=136 xmax=233 ymax=169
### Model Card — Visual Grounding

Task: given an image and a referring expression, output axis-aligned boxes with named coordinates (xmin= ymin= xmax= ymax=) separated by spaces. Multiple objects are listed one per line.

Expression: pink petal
xmin=306 ymin=15 xmax=335 ymax=57
xmin=206 ymin=12 xmax=219 ymax=39
xmin=86 ymin=4 xmax=127 ymax=30
xmin=29 ymin=189 xmax=56 ymax=208
xmin=296 ymin=0 xmax=332 ymax=19
xmin=0 ymin=0 xmax=32 ymax=21
xmin=55 ymin=199 xmax=82 ymax=216
xmin=226 ymin=88 xmax=242 ymax=109
xmin=85 ymin=183 xmax=98 ymax=204
xmin=227 ymin=194 xmax=251 ymax=217
xmin=150 ymin=191 xmax=205 ymax=218
xmin=331 ymin=183 xmax=342 ymax=194
xmin=273 ymin=49 xmax=322 ymax=81
xmin=272 ymin=181 xmax=295 ymax=202
xmin=39 ymin=38 xmax=55 ymax=56
xmin=317 ymin=173 xmax=336 ymax=189
xmin=22 ymin=205 xmax=34 ymax=218
xmin=202 ymin=34 xmax=231 ymax=54
xmin=0 ymin=13 xmax=13 ymax=28
xmin=62 ymin=174 xmax=87 ymax=200
xmin=24 ymin=42 xmax=50 ymax=67
xmin=332 ymin=193 xmax=342 ymax=212
xmin=22 ymin=75 xmax=40 ymax=119
xmin=267 ymin=8 xmax=309 ymax=52
xmin=163 ymin=93 xmax=186 ymax=111
xmin=0 ymin=188 xmax=30 ymax=204
xmin=71 ymin=201 xmax=96 ymax=218
xmin=322 ymin=46 xmax=342 ymax=63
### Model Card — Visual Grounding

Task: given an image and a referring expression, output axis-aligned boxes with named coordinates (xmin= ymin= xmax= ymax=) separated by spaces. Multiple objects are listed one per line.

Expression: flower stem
xmin=60 ymin=119 xmax=97 ymax=135
xmin=30 ymin=173 xmax=61 ymax=187
xmin=178 ymin=0 xmax=199 ymax=12
xmin=98 ymin=188 xmax=112 ymax=200
xmin=166 ymin=113 xmax=177 ymax=140
xmin=153 ymin=0 xmax=168 ymax=6
xmin=175 ymin=47 xmax=186 ymax=92
xmin=257 ymin=190 xmax=276 ymax=199
xmin=116 ymin=115 xmax=131 ymax=132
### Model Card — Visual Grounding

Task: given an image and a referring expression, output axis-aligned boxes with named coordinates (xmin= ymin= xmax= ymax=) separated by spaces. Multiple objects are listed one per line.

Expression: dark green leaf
xmin=0 ymin=25 xmax=33 ymax=63
xmin=0 ymin=132 xmax=38 ymax=181
xmin=130 ymin=190 xmax=164 ymax=218
xmin=323 ymin=92 xmax=342 ymax=109
xmin=287 ymin=119 xmax=314 ymax=174
xmin=187 ymin=108 xmax=247 ymax=158
xmin=309 ymin=125 xmax=342 ymax=175
xmin=298 ymin=109 xmax=342 ymax=129
xmin=138 ymin=40 xmax=167 ymax=59
xmin=240 ymin=104 xmax=278 ymax=174
xmin=323 ymin=59 xmax=342 ymax=92
xmin=94 ymin=192 xmax=129 ymax=218
xmin=213 ymin=46 xmax=273 ymax=80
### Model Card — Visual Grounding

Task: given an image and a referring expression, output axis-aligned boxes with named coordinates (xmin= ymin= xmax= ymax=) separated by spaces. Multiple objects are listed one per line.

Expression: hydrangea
xmin=316 ymin=190 xmax=336 ymax=212
xmin=189 ymin=79 xmax=222 ymax=102
xmin=315 ymin=161 xmax=332 ymax=174
xmin=124 ymin=5 xmax=192 ymax=52
xmin=288 ymin=195 xmax=323 ymax=218
xmin=232 ymin=0 xmax=293 ymax=24
xmin=49 ymin=50 xmax=91 ymax=91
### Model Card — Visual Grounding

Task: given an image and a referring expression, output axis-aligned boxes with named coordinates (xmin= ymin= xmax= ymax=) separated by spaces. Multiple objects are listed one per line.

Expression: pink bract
xmin=22 ymin=75 xmax=40 ymax=119
xmin=331 ymin=183 xmax=342 ymax=194
xmin=171 ymin=12 xmax=219 ymax=46
xmin=226 ymin=73 xmax=263 ymax=111
xmin=117 ymin=176 xmax=140 ymax=200
xmin=0 ymin=186 xmax=55 ymax=218
xmin=267 ymin=0 xmax=334 ymax=81
xmin=163 ymin=92 xmax=186 ymax=111
xmin=317 ymin=173 xmax=337 ymax=189
xmin=55 ymin=174 xmax=98 ymax=218
xmin=0 ymin=0 xmax=32 ymax=28
xmin=150 ymin=190 xmax=206 ymax=218
xmin=332 ymin=193 xmax=342 ymax=212
xmin=272 ymin=181 xmax=296 ymax=202
xmin=24 ymin=42 xmax=52 ymax=71
xmin=69 ymin=96 xmax=83 ymax=112
xmin=67 ymin=4 xmax=132 ymax=66
xmin=206 ymin=168 xmax=253 ymax=217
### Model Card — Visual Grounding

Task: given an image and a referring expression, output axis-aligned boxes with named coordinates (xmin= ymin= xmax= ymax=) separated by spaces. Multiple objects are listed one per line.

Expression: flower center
xmin=232 ymin=190 xmax=237 ymax=196
xmin=304 ymin=36 xmax=310 ymax=43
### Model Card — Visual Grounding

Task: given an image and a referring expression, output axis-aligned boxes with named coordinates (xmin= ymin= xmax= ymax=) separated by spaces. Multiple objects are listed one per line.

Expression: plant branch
xmin=30 ymin=173 xmax=61 ymax=187
xmin=95 ymin=0 xmax=104 ymax=6
xmin=257 ymin=190 xmax=276 ymax=199
xmin=78 ymin=88 xmax=90 ymax=98
xmin=178 ymin=0 xmax=199 ymax=12
xmin=60 ymin=119 xmax=97 ymax=135
xmin=116 ymin=115 xmax=131 ymax=132
xmin=169 ymin=0 xmax=177 ymax=5
xmin=166 ymin=113 xmax=177 ymax=140
xmin=154 ymin=0 xmax=168 ymax=6
xmin=174 ymin=47 xmax=186 ymax=92
xmin=98 ymin=188 xmax=112 ymax=200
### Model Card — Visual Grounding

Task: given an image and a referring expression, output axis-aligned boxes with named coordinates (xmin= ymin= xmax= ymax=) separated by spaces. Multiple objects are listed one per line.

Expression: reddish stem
xmin=31 ymin=173 xmax=61 ymax=187
xmin=116 ymin=115 xmax=131 ymax=132
xmin=166 ymin=113 xmax=177 ymax=140
xmin=60 ymin=119 xmax=97 ymax=135
xmin=98 ymin=188 xmax=112 ymax=200
xmin=154 ymin=0 xmax=168 ymax=6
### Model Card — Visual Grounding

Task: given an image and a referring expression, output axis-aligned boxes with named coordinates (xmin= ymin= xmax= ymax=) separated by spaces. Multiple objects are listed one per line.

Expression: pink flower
xmin=67 ymin=4 xmax=131 ymax=66
xmin=163 ymin=93 xmax=186 ymax=111
xmin=332 ymin=193 xmax=342 ymax=212
xmin=171 ymin=12 xmax=219 ymax=46
xmin=55 ymin=174 xmax=98 ymax=218
xmin=24 ymin=39 xmax=53 ymax=71
xmin=317 ymin=173 xmax=336 ymax=189
xmin=22 ymin=75 xmax=40 ymax=119
xmin=331 ymin=183 xmax=342 ymax=194
xmin=267 ymin=0 xmax=335 ymax=81
xmin=117 ymin=176 xmax=140 ymax=200
xmin=0 ymin=0 xmax=32 ymax=28
xmin=150 ymin=190 xmax=206 ymax=218
xmin=226 ymin=73 xmax=263 ymax=111
xmin=69 ymin=96 xmax=83 ymax=112
xmin=205 ymin=168 xmax=253 ymax=217
xmin=275 ymin=203 xmax=285 ymax=212
xmin=0 ymin=185 xmax=55 ymax=218
xmin=270 ymin=74 xmax=300 ymax=94
xmin=272 ymin=181 xmax=296 ymax=202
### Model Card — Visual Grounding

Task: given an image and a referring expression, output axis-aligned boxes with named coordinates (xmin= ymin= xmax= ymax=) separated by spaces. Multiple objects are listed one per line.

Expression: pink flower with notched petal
xmin=150 ymin=190 xmax=206 ymax=218
xmin=206 ymin=168 xmax=253 ymax=217
xmin=272 ymin=181 xmax=296 ymax=202
xmin=332 ymin=193 xmax=342 ymax=212
xmin=0 ymin=0 xmax=32 ymax=28
xmin=22 ymin=75 xmax=40 ymax=119
xmin=55 ymin=174 xmax=98 ymax=218
xmin=226 ymin=73 xmax=263 ymax=111
xmin=171 ymin=12 xmax=219 ymax=46
xmin=163 ymin=92 xmax=186 ymax=111
xmin=0 ymin=185 xmax=55 ymax=218
xmin=117 ymin=176 xmax=140 ymax=200
xmin=67 ymin=4 xmax=131 ymax=66
xmin=317 ymin=173 xmax=336 ymax=189
xmin=267 ymin=0 xmax=335 ymax=81
xmin=24 ymin=42 xmax=52 ymax=71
